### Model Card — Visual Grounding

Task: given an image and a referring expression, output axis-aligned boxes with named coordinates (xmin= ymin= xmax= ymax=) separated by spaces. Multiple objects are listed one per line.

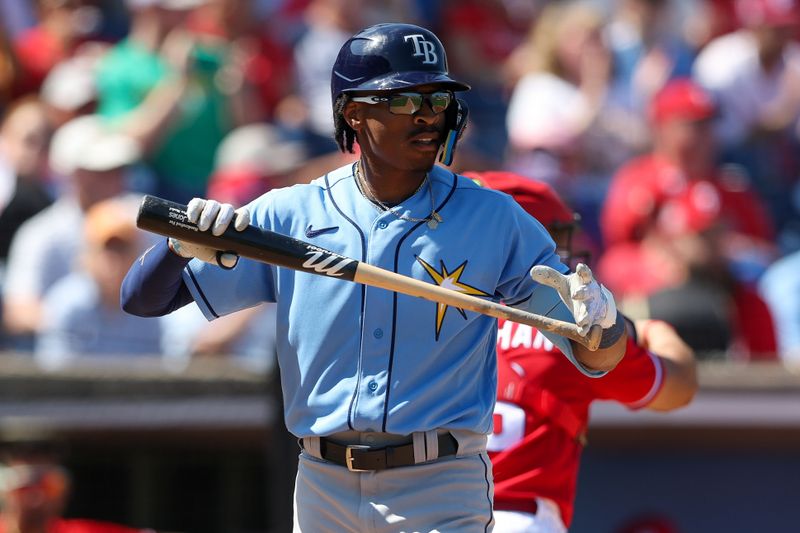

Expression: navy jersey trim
xmin=479 ymin=453 xmax=494 ymax=532
xmin=325 ymin=171 xmax=367 ymax=431
xmin=505 ymin=293 xmax=531 ymax=307
xmin=186 ymin=268 xmax=219 ymax=319
xmin=381 ymin=172 xmax=458 ymax=431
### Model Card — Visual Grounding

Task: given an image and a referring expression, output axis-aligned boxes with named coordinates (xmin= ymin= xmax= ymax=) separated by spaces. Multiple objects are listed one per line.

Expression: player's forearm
xmin=120 ymin=238 xmax=194 ymax=317
xmin=638 ymin=319 xmax=698 ymax=411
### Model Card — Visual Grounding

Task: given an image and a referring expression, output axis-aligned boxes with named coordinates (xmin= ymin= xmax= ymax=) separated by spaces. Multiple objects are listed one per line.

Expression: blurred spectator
xmin=0 ymin=25 xmax=25 ymax=111
xmin=599 ymin=79 xmax=778 ymax=359
xmin=160 ymin=300 xmax=277 ymax=373
xmin=39 ymin=55 xmax=99 ymax=128
xmin=601 ymin=79 xmax=775 ymax=252
xmin=0 ymin=98 xmax=53 ymax=268
xmin=693 ymin=0 xmax=800 ymax=249
xmin=35 ymin=196 xmax=161 ymax=369
xmin=504 ymin=0 xmax=639 ymax=242
xmin=2 ymin=115 xmax=139 ymax=348
xmin=13 ymin=0 xmax=106 ymax=93
xmin=209 ymin=123 xmax=310 ymax=196
xmin=0 ymin=97 xmax=54 ymax=348
xmin=643 ymin=193 xmax=778 ymax=359
xmin=95 ymin=0 xmax=235 ymax=202
xmin=694 ymin=0 xmax=800 ymax=141
xmin=506 ymin=1 xmax=611 ymax=159
xmin=187 ymin=0 xmax=296 ymax=123
xmin=605 ymin=0 xmax=697 ymax=114
xmin=438 ymin=0 xmax=539 ymax=162
xmin=283 ymin=0 xmax=366 ymax=155
xmin=759 ymin=249 xmax=800 ymax=361
xmin=0 ymin=431 xmax=152 ymax=533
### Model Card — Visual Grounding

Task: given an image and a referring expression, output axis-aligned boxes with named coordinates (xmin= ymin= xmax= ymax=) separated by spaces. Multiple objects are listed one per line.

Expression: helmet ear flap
xmin=438 ymin=98 xmax=469 ymax=166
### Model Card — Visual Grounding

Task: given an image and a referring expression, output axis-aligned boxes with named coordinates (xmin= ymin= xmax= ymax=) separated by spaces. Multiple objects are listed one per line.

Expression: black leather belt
xmin=301 ymin=433 xmax=459 ymax=472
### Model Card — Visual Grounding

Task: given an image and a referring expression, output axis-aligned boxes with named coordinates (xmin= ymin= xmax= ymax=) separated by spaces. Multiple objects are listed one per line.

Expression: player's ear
xmin=343 ymin=101 xmax=363 ymax=131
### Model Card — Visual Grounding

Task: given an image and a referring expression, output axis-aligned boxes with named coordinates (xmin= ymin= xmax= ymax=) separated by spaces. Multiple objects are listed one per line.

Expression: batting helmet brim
xmin=339 ymin=71 xmax=471 ymax=94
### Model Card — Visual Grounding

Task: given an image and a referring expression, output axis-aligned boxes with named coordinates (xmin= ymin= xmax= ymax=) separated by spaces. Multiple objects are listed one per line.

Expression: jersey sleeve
xmin=495 ymin=197 xmax=568 ymax=306
xmin=182 ymin=192 xmax=278 ymax=321
xmin=590 ymin=336 xmax=665 ymax=408
xmin=496 ymin=198 xmax=605 ymax=377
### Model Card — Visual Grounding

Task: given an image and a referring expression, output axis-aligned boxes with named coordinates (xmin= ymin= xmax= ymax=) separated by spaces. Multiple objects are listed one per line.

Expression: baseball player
xmin=121 ymin=24 xmax=628 ymax=532
xmin=466 ymin=171 xmax=698 ymax=533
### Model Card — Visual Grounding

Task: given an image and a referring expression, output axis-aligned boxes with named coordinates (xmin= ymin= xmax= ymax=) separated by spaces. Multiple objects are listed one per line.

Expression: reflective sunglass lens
xmin=429 ymin=92 xmax=451 ymax=113
xmin=387 ymin=92 xmax=452 ymax=114
xmin=389 ymin=94 xmax=422 ymax=114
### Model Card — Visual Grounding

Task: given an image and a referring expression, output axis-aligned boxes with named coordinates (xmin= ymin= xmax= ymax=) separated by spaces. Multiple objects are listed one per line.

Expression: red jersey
xmin=489 ymin=320 xmax=665 ymax=526
xmin=601 ymin=154 xmax=775 ymax=246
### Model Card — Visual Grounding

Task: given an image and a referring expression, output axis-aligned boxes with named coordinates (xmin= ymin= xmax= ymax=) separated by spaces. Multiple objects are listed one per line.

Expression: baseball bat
xmin=135 ymin=195 xmax=602 ymax=351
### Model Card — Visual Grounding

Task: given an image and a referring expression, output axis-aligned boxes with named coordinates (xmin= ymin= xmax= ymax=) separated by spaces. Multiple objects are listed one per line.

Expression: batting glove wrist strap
xmin=168 ymin=237 xmax=240 ymax=269
xmin=598 ymin=313 xmax=626 ymax=349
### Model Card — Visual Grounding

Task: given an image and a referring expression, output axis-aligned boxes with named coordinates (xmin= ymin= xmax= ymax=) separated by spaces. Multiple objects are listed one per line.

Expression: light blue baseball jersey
xmin=183 ymin=163 xmax=593 ymax=438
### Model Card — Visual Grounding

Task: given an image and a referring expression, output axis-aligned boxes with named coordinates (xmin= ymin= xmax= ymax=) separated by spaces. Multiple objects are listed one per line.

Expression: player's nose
xmin=412 ymin=102 xmax=440 ymax=125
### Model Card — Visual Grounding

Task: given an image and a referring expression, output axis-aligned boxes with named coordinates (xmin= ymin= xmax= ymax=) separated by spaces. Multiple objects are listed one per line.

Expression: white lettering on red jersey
xmin=497 ymin=319 xmax=555 ymax=351
xmin=490 ymin=320 xmax=665 ymax=527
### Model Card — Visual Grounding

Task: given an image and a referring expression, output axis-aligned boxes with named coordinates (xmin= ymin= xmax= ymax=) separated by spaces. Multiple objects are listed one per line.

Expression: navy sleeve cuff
xmin=120 ymin=238 xmax=194 ymax=316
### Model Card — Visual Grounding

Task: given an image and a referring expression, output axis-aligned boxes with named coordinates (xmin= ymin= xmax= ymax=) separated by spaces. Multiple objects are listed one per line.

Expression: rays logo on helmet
xmin=404 ymin=34 xmax=438 ymax=64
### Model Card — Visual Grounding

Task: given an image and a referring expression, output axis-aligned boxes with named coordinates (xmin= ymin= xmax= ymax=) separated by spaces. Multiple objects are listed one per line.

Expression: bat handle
xmin=583 ymin=324 xmax=602 ymax=352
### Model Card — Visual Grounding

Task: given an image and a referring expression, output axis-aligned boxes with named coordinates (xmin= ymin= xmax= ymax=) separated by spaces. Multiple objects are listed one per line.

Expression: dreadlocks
xmin=333 ymin=95 xmax=356 ymax=154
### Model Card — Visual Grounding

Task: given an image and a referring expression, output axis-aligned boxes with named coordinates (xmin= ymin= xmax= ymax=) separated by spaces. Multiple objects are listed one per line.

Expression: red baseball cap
xmin=649 ymin=79 xmax=716 ymax=125
xmin=736 ymin=0 xmax=800 ymax=27
xmin=463 ymin=171 xmax=574 ymax=227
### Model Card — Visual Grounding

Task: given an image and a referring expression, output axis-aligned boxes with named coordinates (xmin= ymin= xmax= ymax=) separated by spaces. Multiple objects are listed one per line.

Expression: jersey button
xmin=378 ymin=220 xmax=388 ymax=229
xmin=368 ymin=381 xmax=378 ymax=392
xmin=373 ymin=328 xmax=383 ymax=339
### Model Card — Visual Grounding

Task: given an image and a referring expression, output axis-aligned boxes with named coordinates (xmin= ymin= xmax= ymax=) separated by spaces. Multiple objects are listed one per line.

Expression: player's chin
xmin=405 ymin=142 xmax=441 ymax=168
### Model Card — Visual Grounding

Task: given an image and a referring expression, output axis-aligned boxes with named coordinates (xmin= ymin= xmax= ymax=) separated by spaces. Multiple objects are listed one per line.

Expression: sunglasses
xmin=350 ymin=91 xmax=453 ymax=115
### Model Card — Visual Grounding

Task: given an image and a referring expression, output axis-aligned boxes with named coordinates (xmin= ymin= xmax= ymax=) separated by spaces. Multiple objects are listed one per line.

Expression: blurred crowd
xmin=1 ymin=0 xmax=800 ymax=366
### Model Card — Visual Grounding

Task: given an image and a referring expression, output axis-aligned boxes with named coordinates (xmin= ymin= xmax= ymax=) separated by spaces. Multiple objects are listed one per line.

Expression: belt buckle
xmin=345 ymin=444 xmax=372 ymax=472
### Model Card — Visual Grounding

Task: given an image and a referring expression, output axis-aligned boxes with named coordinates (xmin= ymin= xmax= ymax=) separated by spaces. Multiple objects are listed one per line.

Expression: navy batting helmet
xmin=330 ymin=23 xmax=471 ymax=106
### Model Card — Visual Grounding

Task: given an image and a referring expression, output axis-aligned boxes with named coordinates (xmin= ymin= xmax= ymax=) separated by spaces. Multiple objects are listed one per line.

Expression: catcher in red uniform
xmin=465 ymin=171 xmax=698 ymax=533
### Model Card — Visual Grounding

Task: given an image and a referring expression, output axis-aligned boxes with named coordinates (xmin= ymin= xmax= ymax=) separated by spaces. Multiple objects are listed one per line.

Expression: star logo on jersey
xmin=415 ymin=256 xmax=491 ymax=340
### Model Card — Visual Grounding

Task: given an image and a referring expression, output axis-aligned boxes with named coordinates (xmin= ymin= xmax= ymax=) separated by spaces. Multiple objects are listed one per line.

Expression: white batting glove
xmin=168 ymin=197 xmax=250 ymax=269
xmin=530 ymin=263 xmax=617 ymax=336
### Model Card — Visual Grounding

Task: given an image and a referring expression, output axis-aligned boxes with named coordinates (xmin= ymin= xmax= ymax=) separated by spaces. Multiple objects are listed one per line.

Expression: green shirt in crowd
xmin=96 ymin=38 xmax=231 ymax=193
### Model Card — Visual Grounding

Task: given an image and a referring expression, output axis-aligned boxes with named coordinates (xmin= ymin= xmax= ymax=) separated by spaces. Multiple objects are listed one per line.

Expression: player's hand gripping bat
xmin=136 ymin=195 xmax=602 ymax=350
